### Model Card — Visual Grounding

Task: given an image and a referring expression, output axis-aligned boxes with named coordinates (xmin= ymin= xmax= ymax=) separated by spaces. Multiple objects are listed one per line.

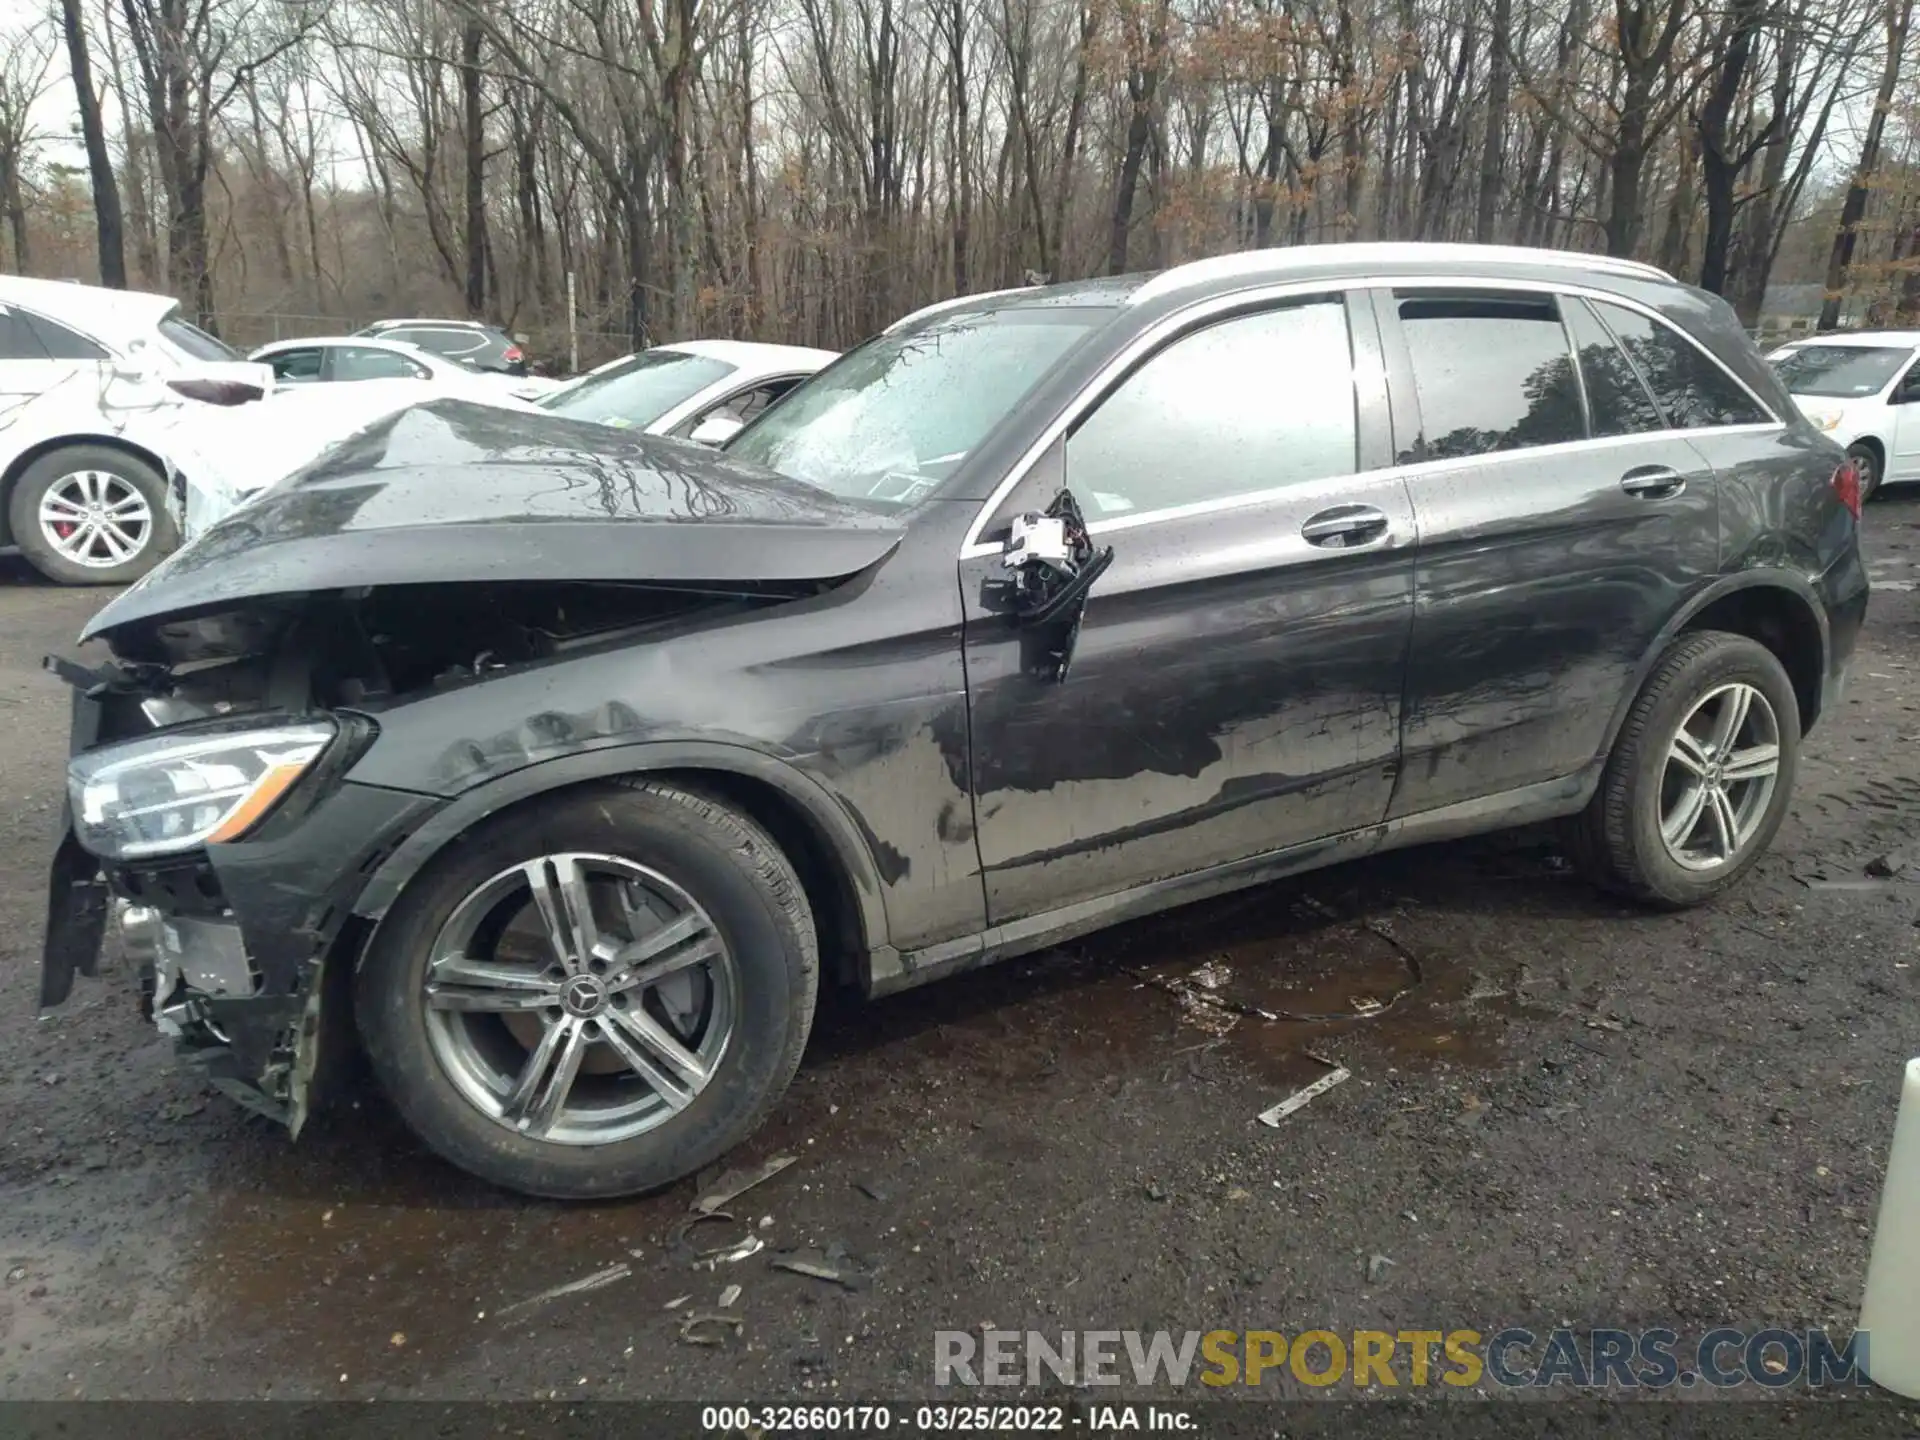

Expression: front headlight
xmin=68 ymin=720 xmax=335 ymax=859
xmin=1803 ymin=407 xmax=1844 ymax=432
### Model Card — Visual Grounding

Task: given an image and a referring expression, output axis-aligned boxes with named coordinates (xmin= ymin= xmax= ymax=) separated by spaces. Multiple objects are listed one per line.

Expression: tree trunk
xmin=61 ymin=0 xmax=125 ymax=287
xmin=1696 ymin=0 xmax=1763 ymax=295
xmin=462 ymin=19 xmax=488 ymax=318
xmin=1477 ymin=0 xmax=1513 ymax=244
xmin=1820 ymin=0 xmax=1913 ymax=330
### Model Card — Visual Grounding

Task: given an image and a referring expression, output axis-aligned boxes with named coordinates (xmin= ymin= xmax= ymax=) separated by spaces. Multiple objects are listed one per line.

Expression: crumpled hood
xmin=85 ymin=398 xmax=904 ymax=642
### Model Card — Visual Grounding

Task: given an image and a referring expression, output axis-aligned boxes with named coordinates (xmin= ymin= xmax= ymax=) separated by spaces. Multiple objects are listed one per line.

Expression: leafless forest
xmin=2 ymin=0 xmax=1919 ymax=363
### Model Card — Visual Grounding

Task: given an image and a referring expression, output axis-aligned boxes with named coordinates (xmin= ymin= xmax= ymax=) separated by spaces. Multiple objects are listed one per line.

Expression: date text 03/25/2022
xmin=699 ymin=1405 xmax=1192 ymax=1432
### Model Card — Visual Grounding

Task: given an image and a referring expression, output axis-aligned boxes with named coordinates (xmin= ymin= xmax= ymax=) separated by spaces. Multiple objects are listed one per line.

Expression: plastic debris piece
xmin=1367 ymin=1254 xmax=1395 ymax=1282
xmin=769 ymin=1246 xmax=868 ymax=1290
xmin=696 ymin=1234 xmax=765 ymax=1270
xmin=664 ymin=1295 xmax=692 ymax=1310
xmin=495 ymin=1263 xmax=630 ymax=1318
xmin=718 ymin=1283 xmax=742 ymax=1309
xmin=679 ymin=1310 xmax=744 ymax=1346
xmin=1257 ymin=1066 xmax=1351 ymax=1127
xmin=691 ymin=1155 xmax=797 ymax=1216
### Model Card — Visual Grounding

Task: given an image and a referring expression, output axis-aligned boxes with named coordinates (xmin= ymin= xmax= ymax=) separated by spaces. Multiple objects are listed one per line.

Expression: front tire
xmin=1569 ymin=631 xmax=1800 ymax=907
xmin=8 ymin=445 xmax=177 ymax=585
xmin=355 ymin=779 xmax=818 ymax=1198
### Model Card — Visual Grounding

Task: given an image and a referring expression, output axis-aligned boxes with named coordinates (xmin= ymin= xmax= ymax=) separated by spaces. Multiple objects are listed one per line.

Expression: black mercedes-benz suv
xmin=44 ymin=243 xmax=1868 ymax=1197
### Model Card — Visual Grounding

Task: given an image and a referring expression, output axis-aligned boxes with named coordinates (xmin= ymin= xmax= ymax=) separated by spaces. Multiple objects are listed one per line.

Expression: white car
xmin=249 ymin=335 xmax=555 ymax=403
xmin=0 ymin=275 xmax=273 ymax=583
xmin=534 ymin=339 xmax=837 ymax=442
xmin=172 ymin=338 xmax=837 ymax=541
xmin=1766 ymin=330 xmax=1920 ymax=500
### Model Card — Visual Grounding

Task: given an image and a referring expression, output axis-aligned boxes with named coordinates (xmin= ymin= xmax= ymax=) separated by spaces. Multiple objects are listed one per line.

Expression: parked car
xmin=535 ymin=340 xmax=837 ymax=441
xmin=44 ymin=243 xmax=1866 ymax=1198
xmin=1764 ymin=330 xmax=1920 ymax=499
xmin=0 ymin=276 xmax=272 ymax=584
xmin=250 ymin=335 xmax=552 ymax=403
xmin=355 ymin=318 xmax=529 ymax=376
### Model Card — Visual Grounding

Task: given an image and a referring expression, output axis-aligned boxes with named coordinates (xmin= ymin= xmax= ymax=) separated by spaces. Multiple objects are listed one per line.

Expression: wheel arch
xmin=1597 ymin=572 xmax=1829 ymax=767
xmin=0 ymin=433 xmax=173 ymax=547
xmin=350 ymin=741 xmax=891 ymax=992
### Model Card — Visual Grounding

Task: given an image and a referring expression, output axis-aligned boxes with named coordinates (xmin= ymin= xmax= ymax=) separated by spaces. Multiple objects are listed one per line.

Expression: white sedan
xmin=1766 ymin=330 xmax=1920 ymax=500
xmin=535 ymin=340 xmax=837 ymax=442
xmin=249 ymin=335 xmax=556 ymax=403
xmin=175 ymin=339 xmax=836 ymax=540
xmin=0 ymin=274 xmax=273 ymax=583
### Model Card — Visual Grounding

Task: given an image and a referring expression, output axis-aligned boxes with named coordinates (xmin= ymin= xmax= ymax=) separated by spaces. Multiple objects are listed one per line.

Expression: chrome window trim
xmin=1078 ymin=424 xmax=1781 ymax=539
xmin=958 ymin=273 xmax=1784 ymax=558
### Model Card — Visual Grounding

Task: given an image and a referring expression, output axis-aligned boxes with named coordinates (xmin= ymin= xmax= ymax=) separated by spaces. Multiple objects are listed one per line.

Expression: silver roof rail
xmin=883 ymin=286 xmax=1038 ymax=334
xmin=1129 ymin=243 xmax=1673 ymax=306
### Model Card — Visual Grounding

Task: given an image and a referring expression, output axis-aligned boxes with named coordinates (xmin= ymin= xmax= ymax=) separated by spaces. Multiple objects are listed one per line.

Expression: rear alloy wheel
xmin=7 ymin=445 xmax=178 ymax=585
xmin=1846 ymin=442 xmax=1882 ymax=502
xmin=1568 ymin=630 xmax=1800 ymax=907
xmin=356 ymin=780 xmax=817 ymax=1198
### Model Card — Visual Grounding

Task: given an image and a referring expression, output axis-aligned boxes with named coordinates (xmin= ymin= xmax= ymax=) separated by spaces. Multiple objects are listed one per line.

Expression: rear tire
xmin=355 ymin=779 xmax=818 ymax=1198
xmin=1847 ymin=441 xmax=1884 ymax=503
xmin=1569 ymin=631 xmax=1799 ymax=907
xmin=8 ymin=445 xmax=177 ymax=585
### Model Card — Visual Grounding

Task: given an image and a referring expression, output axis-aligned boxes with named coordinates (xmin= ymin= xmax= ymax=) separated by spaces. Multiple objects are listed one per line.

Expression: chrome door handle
xmin=1301 ymin=504 xmax=1390 ymax=548
xmin=1620 ymin=465 xmax=1687 ymax=499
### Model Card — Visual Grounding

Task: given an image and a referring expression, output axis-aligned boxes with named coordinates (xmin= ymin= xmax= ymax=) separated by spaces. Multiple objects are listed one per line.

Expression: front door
xmin=959 ymin=292 xmax=1416 ymax=925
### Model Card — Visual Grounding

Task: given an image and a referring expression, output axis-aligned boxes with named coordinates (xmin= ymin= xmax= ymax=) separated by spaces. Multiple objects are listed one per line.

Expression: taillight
xmin=167 ymin=377 xmax=265 ymax=406
xmin=1832 ymin=461 xmax=1862 ymax=520
xmin=503 ymin=345 xmax=524 ymax=364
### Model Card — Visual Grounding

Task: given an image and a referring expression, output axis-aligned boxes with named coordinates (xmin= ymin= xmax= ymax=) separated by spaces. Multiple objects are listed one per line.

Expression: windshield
xmin=539 ymin=349 xmax=734 ymax=429
xmin=158 ymin=311 xmax=241 ymax=362
xmin=727 ymin=306 xmax=1112 ymax=506
xmin=1773 ymin=344 xmax=1911 ymax=397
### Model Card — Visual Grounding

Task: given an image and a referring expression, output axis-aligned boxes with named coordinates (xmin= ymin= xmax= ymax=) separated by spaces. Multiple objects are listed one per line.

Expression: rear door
xmin=1377 ymin=285 xmax=1726 ymax=819
xmin=960 ymin=290 xmax=1415 ymax=923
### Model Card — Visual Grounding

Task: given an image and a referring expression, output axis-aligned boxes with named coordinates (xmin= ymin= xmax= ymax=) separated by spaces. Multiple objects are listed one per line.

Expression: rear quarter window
xmin=1590 ymin=300 xmax=1771 ymax=429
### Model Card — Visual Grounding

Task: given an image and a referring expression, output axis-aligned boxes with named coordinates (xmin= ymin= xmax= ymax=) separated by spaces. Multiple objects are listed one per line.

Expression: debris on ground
xmin=769 ymin=1243 xmax=869 ymax=1290
xmin=1587 ymin=1017 xmax=1627 ymax=1033
xmin=692 ymin=1233 xmax=765 ymax=1271
xmin=691 ymin=1154 xmax=797 ymax=1216
xmin=678 ymin=1311 xmax=744 ymax=1346
xmin=495 ymin=1263 xmax=631 ymax=1319
xmin=1367 ymin=1254 xmax=1395 ymax=1282
xmin=1257 ymin=1064 xmax=1351 ymax=1126
xmin=717 ymin=1283 xmax=742 ymax=1308
xmin=1867 ymin=851 xmax=1914 ymax=880
xmin=664 ymin=1295 xmax=691 ymax=1310
xmin=854 ymin=1179 xmax=889 ymax=1203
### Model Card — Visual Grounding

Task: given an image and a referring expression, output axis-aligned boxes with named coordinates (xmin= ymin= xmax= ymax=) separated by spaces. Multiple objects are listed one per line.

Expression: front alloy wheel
xmin=422 ymin=854 xmax=739 ymax=1145
xmin=39 ymin=469 xmax=153 ymax=569
xmin=356 ymin=780 xmax=818 ymax=1198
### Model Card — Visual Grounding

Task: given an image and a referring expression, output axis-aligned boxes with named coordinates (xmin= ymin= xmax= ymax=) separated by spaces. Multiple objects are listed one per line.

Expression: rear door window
xmin=1394 ymin=292 xmax=1585 ymax=461
xmin=1065 ymin=297 xmax=1357 ymax=519
xmin=158 ymin=312 xmax=241 ymax=361
xmin=1588 ymin=300 xmax=1772 ymax=429
xmin=266 ymin=347 xmax=324 ymax=382
xmin=331 ymin=346 xmax=430 ymax=381
xmin=0 ymin=308 xmax=49 ymax=360
xmin=22 ymin=312 xmax=107 ymax=360
xmin=1563 ymin=297 xmax=1665 ymax=437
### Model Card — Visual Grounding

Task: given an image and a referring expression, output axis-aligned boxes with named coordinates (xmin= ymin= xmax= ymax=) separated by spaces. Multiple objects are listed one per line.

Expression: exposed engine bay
xmin=45 ymin=576 xmax=830 ymax=1128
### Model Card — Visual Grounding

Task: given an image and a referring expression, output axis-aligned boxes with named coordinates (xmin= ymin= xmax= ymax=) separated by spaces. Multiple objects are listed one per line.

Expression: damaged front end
xmin=41 ymin=400 xmax=905 ymax=1130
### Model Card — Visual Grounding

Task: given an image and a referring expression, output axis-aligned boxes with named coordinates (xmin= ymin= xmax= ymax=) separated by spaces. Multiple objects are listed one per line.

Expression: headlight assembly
xmin=68 ymin=719 xmax=335 ymax=859
xmin=1804 ymin=408 xmax=1843 ymax=432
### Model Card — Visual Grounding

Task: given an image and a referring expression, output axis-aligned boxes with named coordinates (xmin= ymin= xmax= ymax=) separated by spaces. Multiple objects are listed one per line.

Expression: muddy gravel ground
xmin=0 ymin=501 xmax=1915 ymax=1412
